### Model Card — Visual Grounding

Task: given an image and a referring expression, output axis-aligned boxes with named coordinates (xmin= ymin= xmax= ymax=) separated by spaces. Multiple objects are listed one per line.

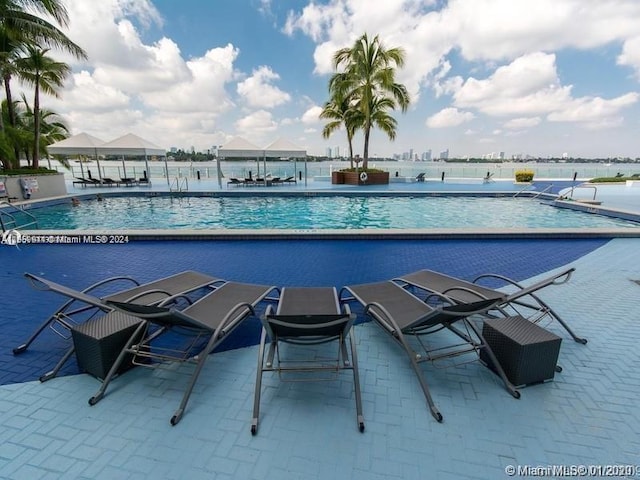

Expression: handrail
xmin=169 ymin=177 xmax=189 ymax=192
xmin=531 ymin=184 xmax=554 ymax=199
xmin=512 ymin=184 xmax=534 ymax=198
xmin=0 ymin=200 xmax=38 ymax=232
xmin=568 ymin=184 xmax=597 ymax=201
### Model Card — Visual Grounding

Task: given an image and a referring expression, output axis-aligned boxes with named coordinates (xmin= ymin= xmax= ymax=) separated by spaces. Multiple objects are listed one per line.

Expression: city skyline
xmin=26 ymin=1 xmax=640 ymax=158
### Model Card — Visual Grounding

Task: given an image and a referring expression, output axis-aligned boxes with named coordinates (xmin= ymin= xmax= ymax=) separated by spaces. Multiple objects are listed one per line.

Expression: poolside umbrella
xmin=98 ymin=133 xmax=165 ymax=185
xmin=264 ymin=137 xmax=307 ymax=186
xmin=47 ymin=132 xmax=106 ymax=182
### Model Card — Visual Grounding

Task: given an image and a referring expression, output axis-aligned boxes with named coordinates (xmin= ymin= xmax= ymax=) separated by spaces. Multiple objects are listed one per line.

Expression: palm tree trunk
xmin=347 ymin=134 xmax=354 ymax=169
xmin=32 ymin=80 xmax=40 ymax=169
xmin=3 ymin=73 xmax=20 ymax=167
xmin=362 ymin=124 xmax=371 ymax=170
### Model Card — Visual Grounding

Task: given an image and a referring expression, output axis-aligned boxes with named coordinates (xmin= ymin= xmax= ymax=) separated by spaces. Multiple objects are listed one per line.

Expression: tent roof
xmin=98 ymin=133 xmax=165 ymax=156
xmin=47 ymin=132 xmax=105 ymax=155
xmin=218 ymin=136 xmax=263 ymax=157
xmin=264 ymin=137 xmax=306 ymax=157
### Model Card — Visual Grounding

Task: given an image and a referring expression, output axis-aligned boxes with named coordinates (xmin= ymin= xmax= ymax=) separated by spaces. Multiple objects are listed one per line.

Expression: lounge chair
xmin=94 ymin=281 xmax=277 ymax=425
xmin=416 ymin=172 xmax=426 ymax=182
xmin=226 ymin=178 xmax=245 ymax=187
xmin=100 ymin=177 xmax=118 ymax=186
xmin=395 ymin=268 xmax=585 ymax=344
xmin=73 ymin=177 xmax=100 ymax=187
xmin=251 ymin=287 xmax=364 ymax=434
xmin=483 ymin=172 xmax=494 ymax=183
xmin=341 ymin=281 xmax=519 ymax=422
xmin=16 ymin=271 xmax=220 ymax=379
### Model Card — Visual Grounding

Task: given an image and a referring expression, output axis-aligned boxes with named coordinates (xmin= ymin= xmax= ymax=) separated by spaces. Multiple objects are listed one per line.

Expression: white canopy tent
xmin=97 ymin=133 xmax=165 ymax=184
xmin=46 ymin=132 xmax=106 ymax=181
xmin=218 ymin=137 xmax=264 ymax=188
xmin=263 ymin=137 xmax=307 ymax=186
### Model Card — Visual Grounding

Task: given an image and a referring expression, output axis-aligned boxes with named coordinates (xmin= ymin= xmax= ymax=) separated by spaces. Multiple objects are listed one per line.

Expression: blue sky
xmin=39 ymin=0 xmax=640 ymax=158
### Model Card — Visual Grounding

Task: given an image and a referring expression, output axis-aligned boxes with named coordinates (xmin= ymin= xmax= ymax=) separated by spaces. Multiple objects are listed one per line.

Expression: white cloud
xmin=547 ymin=93 xmax=639 ymax=125
xmin=237 ymin=66 xmax=291 ymax=108
xmin=426 ymin=108 xmax=474 ymax=128
xmin=617 ymin=36 xmax=640 ymax=79
xmin=301 ymin=105 xmax=323 ymax=124
xmin=234 ymin=110 xmax=278 ymax=138
xmin=503 ymin=117 xmax=541 ymax=129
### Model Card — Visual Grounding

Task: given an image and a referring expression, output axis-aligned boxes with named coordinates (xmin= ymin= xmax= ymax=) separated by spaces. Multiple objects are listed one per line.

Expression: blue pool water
xmin=26 ymin=195 xmax=639 ymax=230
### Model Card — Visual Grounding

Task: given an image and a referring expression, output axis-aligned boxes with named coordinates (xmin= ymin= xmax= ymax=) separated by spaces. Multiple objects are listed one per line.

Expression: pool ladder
xmin=0 ymin=201 xmax=38 ymax=232
xmin=170 ymin=177 xmax=189 ymax=192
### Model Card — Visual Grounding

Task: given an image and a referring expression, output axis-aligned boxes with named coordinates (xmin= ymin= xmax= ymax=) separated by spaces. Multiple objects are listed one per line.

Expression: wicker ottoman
xmin=480 ymin=316 xmax=561 ymax=386
xmin=71 ymin=311 xmax=143 ymax=379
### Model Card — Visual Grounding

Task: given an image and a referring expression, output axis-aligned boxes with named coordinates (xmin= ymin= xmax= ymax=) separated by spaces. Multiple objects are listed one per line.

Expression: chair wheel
xmin=512 ymin=390 xmax=521 ymax=399
xmin=435 ymin=413 xmax=443 ymax=423
xmin=251 ymin=425 xmax=257 ymax=435
xmin=358 ymin=423 xmax=365 ymax=433
xmin=578 ymin=338 xmax=588 ymax=345
xmin=88 ymin=396 xmax=98 ymax=406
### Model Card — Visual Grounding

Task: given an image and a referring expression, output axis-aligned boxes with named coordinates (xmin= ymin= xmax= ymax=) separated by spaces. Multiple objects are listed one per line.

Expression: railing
xmin=531 ymin=184 xmax=555 ymax=199
xmin=568 ymin=184 xmax=598 ymax=201
xmin=0 ymin=201 xmax=38 ymax=232
xmin=169 ymin=177 xmax=189 ymax=192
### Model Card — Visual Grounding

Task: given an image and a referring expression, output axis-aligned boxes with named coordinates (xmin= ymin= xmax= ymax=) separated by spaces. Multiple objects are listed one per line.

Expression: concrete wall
xmin=0 ymin=173 xmax=67 ymax=201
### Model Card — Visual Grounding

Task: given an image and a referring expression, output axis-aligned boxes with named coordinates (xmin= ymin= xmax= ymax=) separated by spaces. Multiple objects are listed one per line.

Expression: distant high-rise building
xmin=333 ymin=146 xmax=340 ymax=158
xmin=421 ymin=149 xmax=432 ymax=161
xmin=326 ymin=147 xmax=332 ymax=158
xmin=439 ymin=149 xmax=449 ymax=160
xmin=409 ymin=148 xmax=414 ymax=161
xmin=499 ymin=151 xmax=505 ymax=160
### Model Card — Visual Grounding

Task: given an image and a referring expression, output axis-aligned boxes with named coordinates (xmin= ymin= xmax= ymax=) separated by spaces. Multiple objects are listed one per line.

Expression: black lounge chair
xmin=341 ymin=281 xmax=519 ymax=422
xmin=395 ymin=268 xmax=585 ymax=343
xmin=100 ymin=177 xmax=118 ymax=186
xmin=119 ymin=177 xmax=136 ymax=186
xmin=416 ymin=172 xmax=426 ymax=182
xmin=483 ymin=172 xmax=494 ymax=183
xmin=282 ymin=176 xmax=296 ymax=183
xmin=252 ymin=287 xmax=364 ymax=434
xmin=95 ymin=281 xmax=277 ymax=425
xmin=16 ymin=271 xmax=220 ymax=380
xmin=226 ymin=178 xmax=245 ymax=187
xmin=73 ymin=177 xmax=100 ymax=187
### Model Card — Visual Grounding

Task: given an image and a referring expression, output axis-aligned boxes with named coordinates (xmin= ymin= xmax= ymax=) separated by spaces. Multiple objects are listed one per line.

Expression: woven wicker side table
xmin=480 ymin=316 xmax=562 ymax=386
xmin=71 ymin=311 xmax=143 ymax=379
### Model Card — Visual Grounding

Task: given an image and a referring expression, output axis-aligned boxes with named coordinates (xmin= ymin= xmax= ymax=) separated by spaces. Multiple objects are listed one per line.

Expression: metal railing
xmin=568 ymin=184 xmax=598 ymax=201
xmin=0 ymin=201 xmax=38 ymax=232
xmin=169 ymin=177 xmax=189 ymax=192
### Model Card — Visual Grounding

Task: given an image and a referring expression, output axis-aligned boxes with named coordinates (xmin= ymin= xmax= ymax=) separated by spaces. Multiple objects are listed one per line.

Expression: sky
xmin=28 ymin=0 xmax=640 ymax=159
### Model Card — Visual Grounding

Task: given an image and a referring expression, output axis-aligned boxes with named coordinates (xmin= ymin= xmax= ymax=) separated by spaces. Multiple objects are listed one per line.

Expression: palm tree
xmin=18 ymin=93 xmax=69 ymax=166
xmin=320 ymin=73 xmax=364 ymax=169
xmin=332 ymin=33 xmax=410 ymax=170
xmin=0 ymin=0 xmax=86 ymax=167
xmin=15 ymin=45 xmax=70 ymax=168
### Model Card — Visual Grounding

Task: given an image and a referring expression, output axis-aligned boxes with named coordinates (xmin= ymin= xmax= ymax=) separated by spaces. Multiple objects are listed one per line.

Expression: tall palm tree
xmin=320 ymin=73 xmax=364 ymax=169
xmin=332 ymin=33 xmax=410 ymax=170
xmin=15 ymin=45 xmax=70 ymax=168
xmin=0 ymin=0 xmax=86 ymax=167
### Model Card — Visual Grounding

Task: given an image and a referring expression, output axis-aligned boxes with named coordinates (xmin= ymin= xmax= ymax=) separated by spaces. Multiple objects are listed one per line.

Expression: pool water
xmin=26 ymin=195 xmax=639 ymax=230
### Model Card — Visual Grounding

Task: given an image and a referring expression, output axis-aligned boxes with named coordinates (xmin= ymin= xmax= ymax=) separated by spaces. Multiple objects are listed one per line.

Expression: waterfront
xmin=51 ymin=159 xmax=640 ymax=185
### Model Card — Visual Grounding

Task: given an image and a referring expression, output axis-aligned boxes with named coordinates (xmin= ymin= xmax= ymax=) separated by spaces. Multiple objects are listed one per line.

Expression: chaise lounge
xmin=17 ymin=271 xmax=220 ymax=380
xmin=395 ymin=268 xmax=585 ymax=343
xmin=341 ymin=280 xmax=519 ymax=422
xmin=96 ymin=281 xmax=277 ymax=425
xmin=252 ymin=287 xmax=364 ymax=434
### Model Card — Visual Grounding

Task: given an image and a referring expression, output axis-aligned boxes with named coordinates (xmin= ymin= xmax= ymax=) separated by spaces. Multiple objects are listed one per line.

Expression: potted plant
xmin=515 ymin=169 xmax=535 ymax=183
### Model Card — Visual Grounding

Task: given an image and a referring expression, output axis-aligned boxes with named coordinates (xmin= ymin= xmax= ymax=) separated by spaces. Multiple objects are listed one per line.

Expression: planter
xmin=341 ymin=171 xmax=390 ymax=186
xmin=331 ymin=171 xmax=345 ymax=184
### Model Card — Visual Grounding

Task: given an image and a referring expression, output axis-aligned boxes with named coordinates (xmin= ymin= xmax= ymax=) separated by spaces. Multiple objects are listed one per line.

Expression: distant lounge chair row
xmin=227 ymin=176 xmax=296 ymax=187
xmin=17 ymin=266 xmax=581 ymax=429
xmin=73 ymin=177 xmax=150 ymax=187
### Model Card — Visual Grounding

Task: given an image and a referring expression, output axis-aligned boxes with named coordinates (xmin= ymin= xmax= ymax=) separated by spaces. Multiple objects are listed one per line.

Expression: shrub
xmin=515 ymin=170 xmax=534 ymax=182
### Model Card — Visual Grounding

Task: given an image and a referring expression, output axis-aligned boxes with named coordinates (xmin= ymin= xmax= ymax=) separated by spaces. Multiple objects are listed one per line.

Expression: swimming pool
xmin=25 ymin=194 xmax=640 ymax=230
